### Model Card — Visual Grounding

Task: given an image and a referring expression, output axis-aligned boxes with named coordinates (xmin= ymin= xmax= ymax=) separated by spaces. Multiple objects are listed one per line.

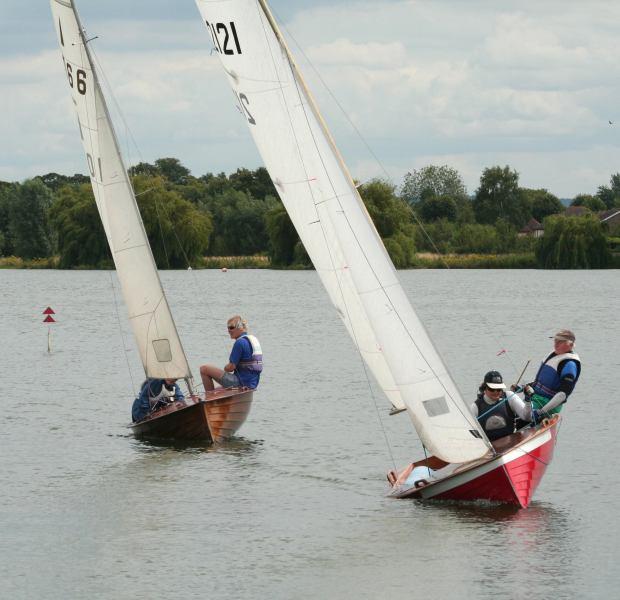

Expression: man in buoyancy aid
xmin=471 ymin=371 xmax=531 ymax=441
xmin=526 ymin=329 xmax=581 ymax=423
xmin=199 ymin=315 xmax=263 ymax=392
xmin=132 ymin=378 xmax=184 ymax=422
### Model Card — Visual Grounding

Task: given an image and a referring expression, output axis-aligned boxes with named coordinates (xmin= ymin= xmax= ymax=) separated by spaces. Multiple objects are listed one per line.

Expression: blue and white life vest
xmin=475 ymin=394 xmax=515 ymax=441
xmin=532 ymin=352 xmax=581 ymax=400
xmin=238 ymin=334 xmax=263 ymax=373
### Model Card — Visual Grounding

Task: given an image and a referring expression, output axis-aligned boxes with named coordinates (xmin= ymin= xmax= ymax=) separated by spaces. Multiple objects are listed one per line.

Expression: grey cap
xmin=551 ymin=329 xmax=575 ymax=342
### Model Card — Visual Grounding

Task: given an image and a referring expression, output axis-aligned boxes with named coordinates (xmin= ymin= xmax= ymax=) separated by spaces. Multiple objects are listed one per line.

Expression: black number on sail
xmin=76 ymin=69 xmax=87 ymax=95
xmin=235 ymin=91 xmax=256 ymax=125
xmin=66 ymin=61 xmax=73 ymax=87
xmin=86 ymin=152 xmax=96 ymax=178
xmin=206 ymin=21 xmax=242 ymax=55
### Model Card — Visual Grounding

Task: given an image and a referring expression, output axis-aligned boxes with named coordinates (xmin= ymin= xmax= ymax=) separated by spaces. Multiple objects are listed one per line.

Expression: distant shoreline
xmin=3 ymin=252 xmax=619 ymax=270
xmin=0 ymin=252 xmax=532 ymax=269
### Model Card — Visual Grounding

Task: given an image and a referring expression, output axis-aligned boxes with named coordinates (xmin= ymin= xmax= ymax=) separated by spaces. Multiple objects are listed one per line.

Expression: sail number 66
xmin=65 ymin=60 xmax=87 ymax=95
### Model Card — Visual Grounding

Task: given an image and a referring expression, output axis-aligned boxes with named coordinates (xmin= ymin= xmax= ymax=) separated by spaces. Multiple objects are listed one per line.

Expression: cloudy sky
xmin=2 ymin=0 xmax=619 ymax=198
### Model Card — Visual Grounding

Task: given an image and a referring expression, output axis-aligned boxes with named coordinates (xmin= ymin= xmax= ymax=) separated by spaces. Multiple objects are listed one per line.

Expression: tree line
xmin=1 ymin=158 xmax=618 ymax=269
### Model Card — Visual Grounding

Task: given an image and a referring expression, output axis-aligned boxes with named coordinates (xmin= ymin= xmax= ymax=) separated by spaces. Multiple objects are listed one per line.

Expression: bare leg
xmin=200 ymin=364 xmax=225 ymax=393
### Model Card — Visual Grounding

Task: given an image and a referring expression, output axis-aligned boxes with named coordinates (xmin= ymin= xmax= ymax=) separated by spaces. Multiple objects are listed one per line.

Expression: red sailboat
xmin=197 ymin=0 xmax=559 ymax=504
xmin=388 ymin=416 xmax=560 ymax=508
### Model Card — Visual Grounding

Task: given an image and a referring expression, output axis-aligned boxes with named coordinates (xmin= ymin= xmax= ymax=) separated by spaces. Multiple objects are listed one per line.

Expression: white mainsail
xmin=195 ymin=0 xmax=491 ymax=462
xmin=50 ymin=0 xmax=192 ymax=382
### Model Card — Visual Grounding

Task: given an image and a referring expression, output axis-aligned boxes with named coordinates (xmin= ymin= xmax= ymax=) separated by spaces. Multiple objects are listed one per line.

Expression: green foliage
xmin=571 ymin=193 xmax=605 ymax=212
xmin=200 ymin=188 xmax=275 ymax=256
xmin=8 ymin=178 xmax=54 ymax=259
xmin=595 ymin=173 xmax=620 ymax=209
xmin=39 ymin=172 xmax=90 ymax=192
xmin=417 ymin=195 xmax=457 ymax=222
xmin=50 ymin=184 xmax=110 ymax=268
xmin=473 ymin=166 xmax=529 ymax=228
xmin=264 ymin=202 xmax=302 ymax=267
xmin=536 ymin=215 xmax=611 ymax=269
xmin=401 ymin=165 xmax=467 ymax=206
xmin=358 ymin=179 xmax=416 ymax=266
xmin=522 ymin=188 xmax=564 ymax=222
xmin=414 ymin=218 xmax=534 ymax=255
xmin=0 ymin=183 xmax=16 ymax=255
xmin=132 ymin=175 xmax=213 ymax=267
xmin=228 ymin=167 xmax=277 ymax=200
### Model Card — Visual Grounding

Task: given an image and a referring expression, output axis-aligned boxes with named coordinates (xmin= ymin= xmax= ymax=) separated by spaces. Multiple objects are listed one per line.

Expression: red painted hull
xmin=129 ymin=388 xmax=253 ymax=442
xmin=388 ymin=416 xmax=560 ymax=508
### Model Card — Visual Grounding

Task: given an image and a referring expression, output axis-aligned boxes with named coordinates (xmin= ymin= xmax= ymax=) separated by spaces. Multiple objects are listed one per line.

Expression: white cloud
xmin=2 ymin=0 xmax=620 ymax=198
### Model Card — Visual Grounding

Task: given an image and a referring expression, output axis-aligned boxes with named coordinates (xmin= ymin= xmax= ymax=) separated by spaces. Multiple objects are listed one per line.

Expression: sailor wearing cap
xmin=527 ymin=329 xmax=581 ymax=422
xmin=471 ymin=371 xmax=531 ymax=441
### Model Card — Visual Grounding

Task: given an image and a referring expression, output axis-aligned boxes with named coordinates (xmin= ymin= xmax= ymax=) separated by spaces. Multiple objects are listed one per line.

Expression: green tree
xmin=522 ymin=188 xmax=564 ymax=222
xmin=571 ymin=194 xmax=605 ymax=212
xmin=0 ymin=182 xmax=16 ymax=255
xmin=536 ymin=215 xmax=610 ymax=268
xmin=359 ymin=179 xmax=416 ymax=266
xmin=228 ymin=167 xmax=277 ymax=200
xmin=132 ymin=175 xmax=212 ymax=267
xmin=39 ymin=172 xmax=89 ymax=192
xmin=473 ymin=166 xmax=528 ymax=227
xmin=596 ymin=173 xmax=620 ymax=209
xmin=417 ymin=195 xmax=457 ymax=222
xmin=51 ymin=184 xmax=110 ymax=267
xmin=264 ymin=202 xmax=301 ymax=267
xmin=201 ymin=188 xmax=275 ymax=256
xmin=154 ymin=158 xmax=191 ymax=185
xmin=9 ymin=178 xmax=54 ymax=258
xmin=401 ymin=165 xmax=467 ymax=206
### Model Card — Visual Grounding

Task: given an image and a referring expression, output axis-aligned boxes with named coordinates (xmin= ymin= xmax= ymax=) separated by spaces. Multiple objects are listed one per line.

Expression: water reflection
xmin=130 ymin=435 xmax=264 ymax=456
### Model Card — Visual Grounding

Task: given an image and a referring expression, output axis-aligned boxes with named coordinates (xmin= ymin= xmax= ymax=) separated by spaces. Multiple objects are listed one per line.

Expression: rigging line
xmin=255 ymin=0 xmax=398 ymax=469
xmin=108 ymin=271 xmax=136 ymax=396
xmin=89 ymin=45 xmax=145 ymax=169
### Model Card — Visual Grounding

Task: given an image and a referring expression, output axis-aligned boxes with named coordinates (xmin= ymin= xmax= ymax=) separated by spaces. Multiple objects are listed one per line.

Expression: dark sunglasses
xmin=227 ymin=325 xmax=237 ymax=330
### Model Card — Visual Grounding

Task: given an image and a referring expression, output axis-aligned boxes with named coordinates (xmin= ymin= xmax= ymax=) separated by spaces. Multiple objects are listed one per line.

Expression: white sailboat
xmin=195 ymin=0 xmax=560 ymax=505
xmin=50 ymin=0 xmax=253 ymax=442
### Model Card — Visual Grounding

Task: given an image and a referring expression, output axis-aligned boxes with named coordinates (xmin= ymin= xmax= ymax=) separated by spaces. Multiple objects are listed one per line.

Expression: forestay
xmin=196 ymin=0 xmax=491 ymax=462
xmin=50 ymin=0 xmax=192 ymax=381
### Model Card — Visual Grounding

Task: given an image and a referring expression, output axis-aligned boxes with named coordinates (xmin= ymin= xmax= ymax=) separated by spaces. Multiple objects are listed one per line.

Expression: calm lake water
xmin=1 ymin=268 xmax=618 ymax=599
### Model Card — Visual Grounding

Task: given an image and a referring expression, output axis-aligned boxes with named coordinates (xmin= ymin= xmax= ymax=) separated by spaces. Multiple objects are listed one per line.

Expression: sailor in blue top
xmin=132 ymin=378 xmax=184 ymax=422
xmin=199 ymin=315 xmax=263 ymax=392
xmin=525 ymin=328 xmax=581 ymax=422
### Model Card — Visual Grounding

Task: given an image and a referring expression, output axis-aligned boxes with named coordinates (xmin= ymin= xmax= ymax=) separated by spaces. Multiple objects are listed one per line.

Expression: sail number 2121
xmin=205 ymin=21 xmax=242 ymax=55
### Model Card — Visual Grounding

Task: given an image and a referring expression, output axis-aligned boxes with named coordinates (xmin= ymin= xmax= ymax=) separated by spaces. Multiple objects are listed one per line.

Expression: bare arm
xmin=224 ymin=362 xmax=236 ymax=373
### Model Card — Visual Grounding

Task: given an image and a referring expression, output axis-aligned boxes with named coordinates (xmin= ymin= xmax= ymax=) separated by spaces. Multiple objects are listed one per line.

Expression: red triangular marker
xmin=43 ymin=307 xmax=55 ymax=315
xmin=43 ymin=315 xmax=56 ymax=323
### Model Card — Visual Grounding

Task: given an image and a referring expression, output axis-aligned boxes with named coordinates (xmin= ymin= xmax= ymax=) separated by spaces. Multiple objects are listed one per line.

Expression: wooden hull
xmin=388 ymin=416 xmax=560 ymax=508
xmin=130 ymin=388 xmax=254 ymax=442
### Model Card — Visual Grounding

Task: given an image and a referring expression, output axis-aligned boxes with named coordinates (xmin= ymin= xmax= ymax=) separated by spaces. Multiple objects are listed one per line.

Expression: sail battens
xmin=51 ymin=0 xmax=192 ymax=381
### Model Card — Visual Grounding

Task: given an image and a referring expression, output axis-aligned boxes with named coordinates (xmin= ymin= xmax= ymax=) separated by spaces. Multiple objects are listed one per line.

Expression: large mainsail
xmin=196 ymin=0 xmax=490 ymax=462
xmin=50 ymin=0 xmax=192 ymax=382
